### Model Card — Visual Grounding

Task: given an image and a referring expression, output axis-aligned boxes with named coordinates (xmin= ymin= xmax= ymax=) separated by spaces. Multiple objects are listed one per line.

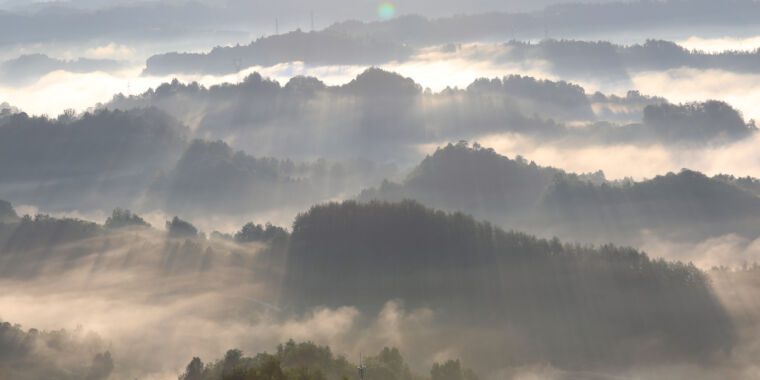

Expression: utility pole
xmin=310 ymin=11 xmax=315 ymax=32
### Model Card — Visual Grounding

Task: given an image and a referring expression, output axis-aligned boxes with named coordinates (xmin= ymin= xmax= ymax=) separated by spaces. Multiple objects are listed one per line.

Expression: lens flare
xmin=377 ymin=2 xmax=396 ymax=20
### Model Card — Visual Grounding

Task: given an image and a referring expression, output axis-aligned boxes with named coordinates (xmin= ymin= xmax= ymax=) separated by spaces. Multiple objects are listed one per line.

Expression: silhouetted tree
xmin=105 ymin=208 xmax=150 ymax=229
xmin=166 ymin=216 xmax=198 ymax=238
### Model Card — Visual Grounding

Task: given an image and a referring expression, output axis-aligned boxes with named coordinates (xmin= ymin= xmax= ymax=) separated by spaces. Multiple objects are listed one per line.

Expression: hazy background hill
xmin=360 ymin=142 xmax=760 ymax=245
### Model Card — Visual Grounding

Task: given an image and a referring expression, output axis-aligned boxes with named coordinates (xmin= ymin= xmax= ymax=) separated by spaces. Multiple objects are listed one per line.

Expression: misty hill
xmin=0 ymin=107 xmax=186 ymax=182
xmin=141 ymin=1 xmax=760 ymax=76
xmin=0 ymin=107 xmax=187 ymax=211
xmin=146 ymin=139 xmax=395 ymax=217
xmin=641 ymin=100 xmax=756 ymax=143
xmin=326 ymin=1 xmax=760 ymax=47
xmin=360 ymin=143 xmax=760 ymax=243
xmin=0 ymin=211 xmax=103 ymax=277
xmin=0 ymin=53 xmax=125 ymax=85
xmin=541 ymin=169 xmax=760 ymax=241
xmin=108 ymin=69 xmax=563 ymax=160
xmin=285 ymin=200 xmax=733 ymax=368
xmin=144 ymin=29 xmax=413 ymax=76
xmin=0 ymin=104 xmax=395 ymax=217
xmin=0 ymin=198 xmax=742 ymax=374
xmin=359 ymin=142 xmax=564 ymax=225
xmin=494 ymin=39 xmax=760 ymax=85
xmin=0 ymin=203 xmax=288 ymax=280
xmin=579 ymin=99 xmax=756 ymax=145
xmin=109 ymin=69 xmax=742 ymax=160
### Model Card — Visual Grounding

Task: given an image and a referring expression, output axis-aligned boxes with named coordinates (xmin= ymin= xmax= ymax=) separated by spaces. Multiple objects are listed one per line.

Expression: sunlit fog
xmin=2 ymin=1 xmax=760 ymax=380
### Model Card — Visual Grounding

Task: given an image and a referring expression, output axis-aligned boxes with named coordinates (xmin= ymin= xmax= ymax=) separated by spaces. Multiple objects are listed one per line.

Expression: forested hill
xmin=360 ymin=142 xmax=760 ymax=243
xmin=541 ymin=169 xmax=760 ymax=241
xmin=285 ymin=200 xmax=734 ymax=367
xmin=358 ymin=142 xmax=564 ymax=224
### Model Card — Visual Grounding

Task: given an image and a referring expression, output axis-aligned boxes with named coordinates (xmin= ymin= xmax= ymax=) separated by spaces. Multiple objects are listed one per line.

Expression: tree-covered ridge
xmin=359 ymin=142 xmax=564 ymax=222
xmin=142 ymin=1 xmax=760 ymax=78
xmin=107 ymin=68 xmax=738 ymax=160
xmin=0 ymin=107 xmax=190 ymax=212
xmin=541 ymin=168 xmax=760 ymax=240
xmin=0 ymin=107 xmax=187 ymax=181
xmin=714 ymin=174 xmax=760 ymax=197
xmin=642 ymin=100 xmax=756 ymax=142
xmin=286 ymin=200 xmax=734 ymax=366
xmin=144 ymin=29 xmax=413 ymax=76
xmin=179 ymin=340 xmax=475 ymax=380
xmin=0 ymin=201 xmax=290 ymax=277
xmin=543 ymin=169 xmax=760 ymax=219
xmin=360 ymin=142 xmax=760 ymax=242
xmin=148 ymin=139 xmax=394 ymax=216
xmin=501 ymin=39 xmax=760 ymax=78
xmin=104 ymin=208 xmax=150 ymax=229
xmin=0 ymin=102 xmax=394 ymax=215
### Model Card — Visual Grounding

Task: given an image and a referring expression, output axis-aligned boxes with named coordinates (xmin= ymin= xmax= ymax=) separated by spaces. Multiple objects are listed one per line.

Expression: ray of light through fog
xmin=4 ymin=2 xmax=760 ymax=380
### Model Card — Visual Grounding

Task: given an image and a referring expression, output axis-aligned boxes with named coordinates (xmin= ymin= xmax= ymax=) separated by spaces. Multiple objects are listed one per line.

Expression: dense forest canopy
xmin=286 ymin=200 xmax=734 ymax=367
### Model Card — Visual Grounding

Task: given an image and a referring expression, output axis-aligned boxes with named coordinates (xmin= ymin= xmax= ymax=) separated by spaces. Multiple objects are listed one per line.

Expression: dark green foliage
xmin=167 ymin=216 xmax=199 ymax=238
xmin=104 ymin=208 xmax=150 ymax=229
xmin=286 ymin=200 xmax=734 ymax=366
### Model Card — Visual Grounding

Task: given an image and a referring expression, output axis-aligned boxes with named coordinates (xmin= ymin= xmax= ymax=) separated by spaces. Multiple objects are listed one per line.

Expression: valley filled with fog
xmin=2 ymin=1 xmax=760 ymax=380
